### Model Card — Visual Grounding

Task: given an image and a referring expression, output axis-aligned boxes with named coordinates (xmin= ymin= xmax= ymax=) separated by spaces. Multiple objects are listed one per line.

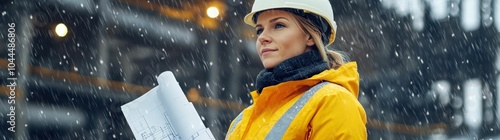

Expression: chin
xmin=262 ymin=63 xmax=277 ymax=69
xmin=260 ymin=58 xmax=279 ymax=69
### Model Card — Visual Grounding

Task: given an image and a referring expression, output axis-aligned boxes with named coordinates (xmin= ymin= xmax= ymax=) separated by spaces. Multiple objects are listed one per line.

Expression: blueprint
xmin=121 ymin=71 xmax=215 ymax=140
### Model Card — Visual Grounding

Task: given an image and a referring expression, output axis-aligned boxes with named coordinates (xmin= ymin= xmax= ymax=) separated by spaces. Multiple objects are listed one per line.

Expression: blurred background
xmin=0 ymin=0 xmax=500 ymax=139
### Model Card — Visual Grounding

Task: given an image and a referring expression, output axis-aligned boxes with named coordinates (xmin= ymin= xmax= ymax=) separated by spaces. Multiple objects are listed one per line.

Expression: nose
xmin=257 ymin=31 xmax=271 ymax=45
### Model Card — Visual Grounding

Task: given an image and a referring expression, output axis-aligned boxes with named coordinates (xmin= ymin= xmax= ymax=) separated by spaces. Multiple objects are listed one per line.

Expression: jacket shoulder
xmin=313 ymin=82 xmax=356 ymax=97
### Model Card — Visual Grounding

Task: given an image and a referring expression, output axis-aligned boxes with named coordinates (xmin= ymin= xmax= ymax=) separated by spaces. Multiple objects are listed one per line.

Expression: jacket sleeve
xmin=308 ymin=85 xmax=367 ymax=139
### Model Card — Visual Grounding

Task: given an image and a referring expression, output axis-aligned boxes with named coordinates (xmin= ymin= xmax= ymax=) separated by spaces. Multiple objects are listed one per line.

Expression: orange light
xmin=55 ymin=23 xmax=68 ymax=37
xmin=206 ymin=6 xmax=220 ymax=18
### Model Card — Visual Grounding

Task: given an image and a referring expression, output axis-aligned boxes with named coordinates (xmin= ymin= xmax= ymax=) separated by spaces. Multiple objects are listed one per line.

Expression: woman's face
xmin=255 ymin=10 xmax=315 ymax=69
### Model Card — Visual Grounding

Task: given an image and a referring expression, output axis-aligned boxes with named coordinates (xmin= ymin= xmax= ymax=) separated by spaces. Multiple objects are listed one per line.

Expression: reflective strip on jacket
xmin=226 ymin=62 xmax=367 ymax=139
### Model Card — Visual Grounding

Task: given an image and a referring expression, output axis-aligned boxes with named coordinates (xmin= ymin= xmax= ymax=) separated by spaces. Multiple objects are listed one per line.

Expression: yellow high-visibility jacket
xmin=226 ymin=62 xmax=367 ymax=140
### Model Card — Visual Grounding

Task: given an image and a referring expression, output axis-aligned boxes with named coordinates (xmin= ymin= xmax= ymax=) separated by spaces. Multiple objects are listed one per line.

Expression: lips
xmin=261 ymin=48 xmax=277 ymax=56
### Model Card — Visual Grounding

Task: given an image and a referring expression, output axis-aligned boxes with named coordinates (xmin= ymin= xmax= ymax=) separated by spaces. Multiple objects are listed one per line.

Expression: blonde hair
xmin=291 ymin=14 xmax=347 ymax=69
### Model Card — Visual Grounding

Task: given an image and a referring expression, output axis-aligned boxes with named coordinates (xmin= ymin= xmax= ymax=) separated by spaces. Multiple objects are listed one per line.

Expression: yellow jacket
xmin=226 ymin=62 xmax=367 ymax=140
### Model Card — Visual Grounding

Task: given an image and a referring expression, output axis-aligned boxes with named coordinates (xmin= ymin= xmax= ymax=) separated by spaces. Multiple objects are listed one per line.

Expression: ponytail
xmin=326 ymin=50 xmax=347 ymax=69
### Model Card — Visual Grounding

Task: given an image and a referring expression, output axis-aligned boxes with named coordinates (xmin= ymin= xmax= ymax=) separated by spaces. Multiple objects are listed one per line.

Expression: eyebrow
xmin=255 ymin=17 xmax=289 ymax=28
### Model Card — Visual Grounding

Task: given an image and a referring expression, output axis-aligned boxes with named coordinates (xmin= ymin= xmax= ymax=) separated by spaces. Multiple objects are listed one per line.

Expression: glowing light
xmin=463 ymin=79 xmax=482 ymax=130
xmin=206 ymin=7 xmax=219 ymax=18
xmin=429 ymin=0 xmax=449 ymax=20
xmin=495 ymin=0 xmax=500 ymax=32
xmin=55 ymin=23 xmax=68 ymax=37
xmin=461 ymin=0 xmax=481 ymax=31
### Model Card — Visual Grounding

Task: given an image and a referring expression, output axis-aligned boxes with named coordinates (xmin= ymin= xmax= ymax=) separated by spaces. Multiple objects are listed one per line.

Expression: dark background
xmin=0 ymin=0 xmax=499 ymax=139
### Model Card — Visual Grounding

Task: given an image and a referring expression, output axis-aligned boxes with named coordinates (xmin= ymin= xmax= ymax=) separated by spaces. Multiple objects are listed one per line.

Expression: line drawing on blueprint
xmin=122 ymin=71 xmax=215 ymax=140
xmin=130 ymin=100 xmax=180 ymax=140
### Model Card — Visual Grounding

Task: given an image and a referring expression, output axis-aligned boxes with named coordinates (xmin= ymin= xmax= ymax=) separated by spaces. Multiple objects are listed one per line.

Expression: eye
xmin=275 ymin=23 xmax=285 ymax=29
xmin=256 ymin=28 xmax=263 ymax=35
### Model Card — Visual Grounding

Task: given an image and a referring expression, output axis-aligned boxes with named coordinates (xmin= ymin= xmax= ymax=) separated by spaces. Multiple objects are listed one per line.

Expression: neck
xmin=255 ymin=50 xmax=329 ymax=93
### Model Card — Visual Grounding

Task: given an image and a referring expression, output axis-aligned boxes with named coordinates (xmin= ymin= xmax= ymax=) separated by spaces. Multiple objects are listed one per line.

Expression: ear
xmin=306 ymin=35 xmax=315 ymax=47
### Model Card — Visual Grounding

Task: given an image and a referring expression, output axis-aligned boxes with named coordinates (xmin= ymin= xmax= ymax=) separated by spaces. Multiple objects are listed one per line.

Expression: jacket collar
xmin=250 ymin=62 xmax=360 ymax=102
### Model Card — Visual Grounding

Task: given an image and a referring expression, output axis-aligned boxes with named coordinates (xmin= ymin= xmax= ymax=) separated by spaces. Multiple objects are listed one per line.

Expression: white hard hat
xmin=244 ymin=0 xmax=337 ymax=46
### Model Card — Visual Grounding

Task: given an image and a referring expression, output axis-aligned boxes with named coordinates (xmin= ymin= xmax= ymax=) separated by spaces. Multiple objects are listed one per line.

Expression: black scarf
xmin=255 ymin=50 xmax=329 ymax=93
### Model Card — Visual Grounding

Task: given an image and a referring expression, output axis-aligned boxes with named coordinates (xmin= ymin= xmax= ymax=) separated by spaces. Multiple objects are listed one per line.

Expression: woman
xmin=226 ymin=0 xmax=367 ymax=139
